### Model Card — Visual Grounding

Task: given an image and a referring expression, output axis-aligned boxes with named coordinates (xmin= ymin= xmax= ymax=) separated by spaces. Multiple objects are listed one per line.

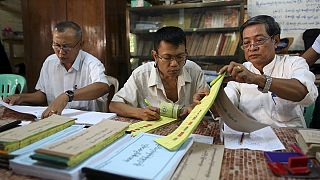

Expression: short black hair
xmin=54 ymin=21 xmax=82 ymax=40
xmin=153 ymin=26 xmax=186 ymax=52
xmin=240 ymin=15 xmax=281 ymax=39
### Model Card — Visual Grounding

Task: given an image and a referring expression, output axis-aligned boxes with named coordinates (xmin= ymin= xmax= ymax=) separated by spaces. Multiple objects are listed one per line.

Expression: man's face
xmin=52 ymin=28 xmax=81 ymax=65
xmin=242 ymin=24 xmax=277 ymax=66
xmin=152 ymin=41 xmax=187 ymax=78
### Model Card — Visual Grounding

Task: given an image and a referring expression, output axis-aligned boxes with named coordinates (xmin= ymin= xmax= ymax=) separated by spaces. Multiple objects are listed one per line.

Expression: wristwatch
xmin=258 ymin=75 xmax=272 ymax=93
xmin=65 ymin=90 xmax=74 ymax=102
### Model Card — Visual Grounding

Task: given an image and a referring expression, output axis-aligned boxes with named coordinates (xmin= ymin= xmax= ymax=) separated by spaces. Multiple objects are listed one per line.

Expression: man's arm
xmin=3 ymin=90 xmax=47 ymax=105
xmin=41 ymin=82 xmax=109 ymax=118
xmin=302 ymin=47 xmax=320 ymax=66
xmin=109 ymin=101 xmax=160 ymax=121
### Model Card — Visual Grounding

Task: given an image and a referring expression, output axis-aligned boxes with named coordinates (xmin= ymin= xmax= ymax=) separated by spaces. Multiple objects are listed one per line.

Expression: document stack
xmin=31 ymin=119 xmax=130 ymax=167
xmin=0 ymin=115 xmax=75 ymax=168
xmin=295 ymin=129 xmax=320 ymax=157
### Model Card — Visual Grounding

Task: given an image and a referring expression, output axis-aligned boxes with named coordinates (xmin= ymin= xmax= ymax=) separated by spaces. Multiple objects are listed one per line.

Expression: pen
xmin=144 ymin=99 xmax=151 ymax=107
xmin=271 ymin=92 xmax=276 ymax=105
xmin=239 ymin=132 xmax=245 ymax=145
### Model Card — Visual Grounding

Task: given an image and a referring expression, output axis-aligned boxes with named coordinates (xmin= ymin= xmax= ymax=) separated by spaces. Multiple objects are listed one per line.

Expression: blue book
xmin=83 ymin=133 xmax=193 ymax=180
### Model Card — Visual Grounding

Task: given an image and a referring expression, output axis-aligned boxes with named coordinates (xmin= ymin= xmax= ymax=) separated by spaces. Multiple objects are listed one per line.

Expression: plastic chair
xmin=0 ymin=74 xmax=26 ymax=99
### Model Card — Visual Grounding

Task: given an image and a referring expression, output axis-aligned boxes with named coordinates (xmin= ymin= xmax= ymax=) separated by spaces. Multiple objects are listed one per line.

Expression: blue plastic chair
xmin=0 ymin=74 xmax=26 ymax=99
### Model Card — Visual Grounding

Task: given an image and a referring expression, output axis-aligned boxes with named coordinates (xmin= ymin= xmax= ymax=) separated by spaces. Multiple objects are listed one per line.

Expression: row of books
xmin=187 ymin=32 xmax=240 ymax=56
xmin=130 ymin=32 xmax=240 ymax=57
xmin=133 ymin=9 xmax=239 ymax=30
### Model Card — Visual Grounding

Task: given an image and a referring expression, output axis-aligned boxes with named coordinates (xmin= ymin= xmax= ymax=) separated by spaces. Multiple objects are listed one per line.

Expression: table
xmin=0 ymin=107 xmax=304 ymax=180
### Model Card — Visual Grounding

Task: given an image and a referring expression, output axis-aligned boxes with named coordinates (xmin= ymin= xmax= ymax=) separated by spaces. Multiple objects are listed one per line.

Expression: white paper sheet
xmin=0 ymin=101 xmax=116 ymax=125
xmin=223 ymin=125 xmax=285 ymax=151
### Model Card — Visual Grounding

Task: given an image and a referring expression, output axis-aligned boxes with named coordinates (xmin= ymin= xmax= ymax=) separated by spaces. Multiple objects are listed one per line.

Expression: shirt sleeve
xmin=312 ymin=35 xmax=320 ymax=54
xmin=112 ymin=73 xmax=139 ymax=107
xmin=89 ymin=61 xmax=109 ymax=85
xmin=35 ymin=59 xmax=49 ymax=93
xmin=290 ymin=57 xmax=318 ymax=106
xmin=224 ymin=81 xmax=241 ymax=108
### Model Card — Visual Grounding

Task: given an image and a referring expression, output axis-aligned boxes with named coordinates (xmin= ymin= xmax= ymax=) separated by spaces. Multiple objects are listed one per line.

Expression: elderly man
xmin=4 ymin=21 xmax=110 ymax=118
xmin=110 ymin=26 xmax=208 ymax=120
xmin=219 ymin=15 xmax=318 ymax=127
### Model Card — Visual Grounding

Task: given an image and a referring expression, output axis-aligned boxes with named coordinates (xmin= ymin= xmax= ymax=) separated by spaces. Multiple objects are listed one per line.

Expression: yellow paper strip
xmin=126 ymin=116 xmax=177 ymax=136
xmin=155 ymin=74 xmax=224 ymax=151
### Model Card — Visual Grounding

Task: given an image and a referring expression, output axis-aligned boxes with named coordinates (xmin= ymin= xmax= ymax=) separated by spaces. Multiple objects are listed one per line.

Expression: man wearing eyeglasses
xmin=218 ymin=15 xmax=318 ymax=127
xmin=110 ymin=26 xmax=209 ymax=120
xmin=4 ymin=21 xmax=110 ymax=118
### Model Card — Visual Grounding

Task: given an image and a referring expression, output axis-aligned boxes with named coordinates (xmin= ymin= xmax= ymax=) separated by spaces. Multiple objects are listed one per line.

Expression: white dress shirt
xmin=112 ymin=60 xmax=209 ymax=108
xmin=312 ymin=34 xmax=320 ymax=53
xmin=36 ymin=50 xmax=109 ymax=111
xmin=225 ymin=55 xmax=318 ymax=128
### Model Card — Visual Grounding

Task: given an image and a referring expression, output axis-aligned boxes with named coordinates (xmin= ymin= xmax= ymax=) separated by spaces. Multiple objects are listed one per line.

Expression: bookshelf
xmin=129 ymin=0 xmax=245 ymax=70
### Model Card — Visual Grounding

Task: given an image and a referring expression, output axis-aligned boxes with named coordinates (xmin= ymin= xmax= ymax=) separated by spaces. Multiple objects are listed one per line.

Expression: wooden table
xmin=0 ymin=107 xmax=308 ymax=180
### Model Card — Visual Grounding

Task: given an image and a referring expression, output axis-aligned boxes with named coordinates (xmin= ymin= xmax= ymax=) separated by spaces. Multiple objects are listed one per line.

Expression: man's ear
xmin=273 ymin=34 xmax=280 ymax=48
xmin=151 ymin=50 xmax=157 ymax=60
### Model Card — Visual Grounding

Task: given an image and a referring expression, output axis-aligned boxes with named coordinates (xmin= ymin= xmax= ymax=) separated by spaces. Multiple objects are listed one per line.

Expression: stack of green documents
xmin=0 ymin=114 xmax=75 ymax=154
xmin=31 ymin=119 xmax=130 ymax=167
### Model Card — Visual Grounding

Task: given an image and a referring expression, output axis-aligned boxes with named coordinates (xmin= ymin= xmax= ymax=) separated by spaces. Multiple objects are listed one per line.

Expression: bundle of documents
xmin=171 ymin=142 xmax=224 ymax=180
xmin=1 ymin=125 xmax=84 ymax=169
xmin=31 ymin=120 xmax=130 ymax=167
xmin=295 ymin=129 xmax=320 ymax=157
xmin=82 ymin=133 xmax=193 ymax=180
xmin=0 ymin=114 xmax=75 ymax=153
xmin=0 ymin=119 xmax=21 ymax=132
xmin=10 ymin=134 xmax=132 ymax=180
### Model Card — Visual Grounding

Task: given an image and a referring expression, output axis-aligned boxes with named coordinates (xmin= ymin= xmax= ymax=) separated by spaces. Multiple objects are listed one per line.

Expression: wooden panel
xmin=22 ymin=0 xmax=67 ymax=91
xmin=67 ymin=0 xmax=106 ymax=65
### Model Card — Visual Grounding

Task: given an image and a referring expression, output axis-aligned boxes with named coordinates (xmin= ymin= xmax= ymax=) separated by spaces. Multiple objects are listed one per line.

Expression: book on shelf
xmin=82 ymin=133 xmax=193 ymax=180
xmin=31 ymin=120 xmax=130 ymax=167
xmin=295 ymin=129 xmax=320 ymax=157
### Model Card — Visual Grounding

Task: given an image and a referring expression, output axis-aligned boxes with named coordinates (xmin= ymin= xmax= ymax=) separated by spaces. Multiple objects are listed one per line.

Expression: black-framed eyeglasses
xmin=156 ymin=53 xmax=187 ymax=64
xmin=240 ymin=36 xmax=273 ymax=50
xmin=52 ymin=39 xmax=81 ymax=53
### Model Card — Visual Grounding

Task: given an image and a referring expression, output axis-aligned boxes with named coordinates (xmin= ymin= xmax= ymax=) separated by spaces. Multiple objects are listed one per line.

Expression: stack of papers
xmin=10 ymin=134 xmax=132 ymax=180
xmin=0 ymin=100 xmax=117 ymax=126
xmin=223 ymin=125 xmax=285 ymax=151
xmin=1 ymin=125 xmax=84 ymax=169
xmin=31 ymin=120 xmax=130 ymax=167
xmin=0 ymin=114 xmax=75 ymax=153
xmin=83 ymin=133 xmax=193 ymax=180
xmin=296 ymin=129 xmax=320 ymax=157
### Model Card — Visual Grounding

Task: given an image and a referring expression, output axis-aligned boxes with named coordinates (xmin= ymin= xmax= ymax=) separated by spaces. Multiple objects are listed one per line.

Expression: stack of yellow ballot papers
xmin=295 ymin=129 xmax=320 ymax=157
xmin=31 ymin=119 xmax=130 ymax=167
xmin=0 ymin=114 xmax=75 ymax=154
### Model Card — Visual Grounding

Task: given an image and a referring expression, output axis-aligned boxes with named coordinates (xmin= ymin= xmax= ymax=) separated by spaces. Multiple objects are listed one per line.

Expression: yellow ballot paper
xmin=126 ymin=116 xmax=178 ymax=136
xmin=155 ymin=74 xmax=224 ymax=151
xmin=32 ymin=119 xmax=130 ymax=167
xmin=0 ymin=114 xmax=75 ymax=153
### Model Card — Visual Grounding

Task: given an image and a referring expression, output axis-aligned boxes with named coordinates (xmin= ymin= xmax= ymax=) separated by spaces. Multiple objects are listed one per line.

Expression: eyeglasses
xmin=156 ymin=53 xmax=187 ymax=64
xmin=52 ymin=39 xmax=81 ymax=53
xmin=240 ymin=36 xmax=273 ymax=50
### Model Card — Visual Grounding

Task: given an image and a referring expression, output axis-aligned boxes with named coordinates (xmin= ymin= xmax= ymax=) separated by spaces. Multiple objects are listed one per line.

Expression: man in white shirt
xmin=302 ymin=34 xmax=320 ymax=128
xmin=110 ymin=26 xmax=208 ymax=121
xmin=219 ymin=15 xmax=318 ymax=127
xmin=4 ymin=21 xmax=109 ymax=118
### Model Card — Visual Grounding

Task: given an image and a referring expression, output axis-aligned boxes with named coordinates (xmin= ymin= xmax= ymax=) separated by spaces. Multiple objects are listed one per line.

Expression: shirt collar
xmin=55 ymin=50 xmax=82 ymax=72
xmin=262 ymin=55 xmax=277 ymax=75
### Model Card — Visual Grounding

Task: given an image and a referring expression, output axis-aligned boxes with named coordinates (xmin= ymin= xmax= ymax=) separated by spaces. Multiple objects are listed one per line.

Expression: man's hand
xmin=178 ymin=106 xmax=193 ymax=120
xmin=138 ymin=106 xmax=160 ymax=121
xmin=41 ymin=93 xmax=69 ymax=118
xmin=219 ymin=61 xmax=257 ymax=84
xmin=193 ymin=89 xmax=210 ymax=105
xmin=3 ymin=94 xmax=23 ymax=105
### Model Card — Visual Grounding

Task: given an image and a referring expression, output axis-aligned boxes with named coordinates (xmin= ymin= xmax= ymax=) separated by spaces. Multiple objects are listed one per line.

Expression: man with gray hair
xmin=4 ymin=21 xmax=110 ymax=118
